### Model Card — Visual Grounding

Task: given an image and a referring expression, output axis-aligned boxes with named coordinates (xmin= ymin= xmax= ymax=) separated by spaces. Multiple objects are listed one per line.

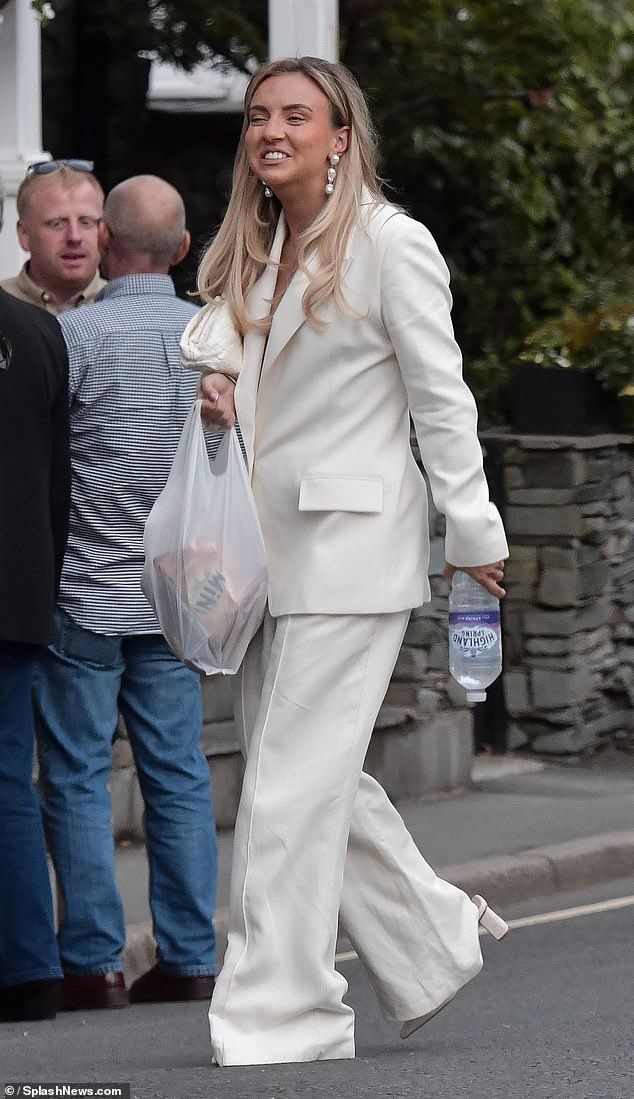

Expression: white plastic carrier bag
xmin=141 ymin=400 xmax=268 ymax=675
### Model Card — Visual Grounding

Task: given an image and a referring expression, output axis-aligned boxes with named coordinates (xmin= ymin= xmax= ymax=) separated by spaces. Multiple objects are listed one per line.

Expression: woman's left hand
xmin=443 ymin=561 xmax=506 ymax=599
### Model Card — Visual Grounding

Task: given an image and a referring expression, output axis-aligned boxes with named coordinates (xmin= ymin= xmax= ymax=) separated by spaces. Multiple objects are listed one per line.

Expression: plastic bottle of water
xmin=448 ymin=571 xmax=502 ymax=703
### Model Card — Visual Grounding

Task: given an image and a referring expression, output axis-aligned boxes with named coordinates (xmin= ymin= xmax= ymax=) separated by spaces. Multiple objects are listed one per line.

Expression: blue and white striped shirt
xmin=58 ymin=274 xmax=218 ymax=635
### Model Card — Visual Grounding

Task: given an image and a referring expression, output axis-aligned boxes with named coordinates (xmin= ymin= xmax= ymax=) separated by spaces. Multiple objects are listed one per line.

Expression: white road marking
xmin=501 ymin=893 xmax=634 ymax=931
xmin=336 ymin=950 xmax=359 ymax=963
xmin=334 ymin=894 xmax=634 ymax=963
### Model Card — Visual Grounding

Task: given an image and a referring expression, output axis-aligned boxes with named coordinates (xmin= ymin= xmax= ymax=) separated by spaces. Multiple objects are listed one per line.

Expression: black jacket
xmin=0 ymin=288 xmax=71 ymax=645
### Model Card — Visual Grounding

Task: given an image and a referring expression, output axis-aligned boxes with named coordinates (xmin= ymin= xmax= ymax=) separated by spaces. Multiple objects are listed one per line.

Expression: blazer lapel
xmin=236 ymin=211 xmax=326 ymax=471
xmin=263 ymin=214 xmax=362 ymax=372
xmin=236 ymin=215 xmax=285 ymax=475
xmin=260 ymin=265 xmax=309 ymax=375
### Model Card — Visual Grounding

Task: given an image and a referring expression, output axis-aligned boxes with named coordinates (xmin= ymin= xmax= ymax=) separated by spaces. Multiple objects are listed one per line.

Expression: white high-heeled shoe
xmin=472 ymin=894 xmax=509 ymax=940
xmin=399 ymin=895 xmax=508 ymax=1039
xmin=399 ymin=995 xmax=456 ymax=1039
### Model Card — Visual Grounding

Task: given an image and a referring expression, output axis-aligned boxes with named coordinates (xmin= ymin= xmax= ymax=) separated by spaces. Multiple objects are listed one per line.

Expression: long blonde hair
xmin=197 ymin=56 xmax=386 ymax=335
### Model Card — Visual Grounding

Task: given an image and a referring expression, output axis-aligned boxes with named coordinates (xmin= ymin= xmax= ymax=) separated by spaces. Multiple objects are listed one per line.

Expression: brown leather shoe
xmin=59 ymin=971 xmax=129 ymax=1011
xmin=129 ymin=964 xmax=215 ymax=1004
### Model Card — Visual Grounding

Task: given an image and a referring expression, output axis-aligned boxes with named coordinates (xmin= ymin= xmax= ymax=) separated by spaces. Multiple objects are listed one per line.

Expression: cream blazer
xmin=231 ymin=202 xmax=508 ymax=616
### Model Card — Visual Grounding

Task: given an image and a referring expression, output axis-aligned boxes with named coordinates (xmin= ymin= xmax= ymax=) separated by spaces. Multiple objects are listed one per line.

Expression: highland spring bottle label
xmin=448 ymin=610 xmax=500 ymax=659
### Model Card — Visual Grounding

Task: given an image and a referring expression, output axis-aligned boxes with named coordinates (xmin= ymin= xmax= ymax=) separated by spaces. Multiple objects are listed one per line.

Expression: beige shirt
xmin=0 ymin=263 xmax=106 ymax=316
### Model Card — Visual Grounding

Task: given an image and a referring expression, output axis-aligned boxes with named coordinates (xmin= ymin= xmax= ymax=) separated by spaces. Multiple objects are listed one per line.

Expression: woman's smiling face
xmin=245 ymin=72 xmax=348 ymax=204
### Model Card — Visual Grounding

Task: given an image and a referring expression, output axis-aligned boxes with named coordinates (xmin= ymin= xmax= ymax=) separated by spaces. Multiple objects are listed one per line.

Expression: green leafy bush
xmin=520 ymin=296 xmax=634 ymax=395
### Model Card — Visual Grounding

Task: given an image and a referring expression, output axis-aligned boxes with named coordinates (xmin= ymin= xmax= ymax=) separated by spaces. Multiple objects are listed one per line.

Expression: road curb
xmin=121 ymin=828 xmax=634 ymax=983
xmin=441 ymin=829 xmax=634 ymax=906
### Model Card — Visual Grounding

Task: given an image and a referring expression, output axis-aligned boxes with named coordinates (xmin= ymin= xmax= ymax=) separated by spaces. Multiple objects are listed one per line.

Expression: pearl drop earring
xmin=263 ymin=182 xmax=273 ymax=198
xmin=325 ymin=154 xmax=340 ymax=196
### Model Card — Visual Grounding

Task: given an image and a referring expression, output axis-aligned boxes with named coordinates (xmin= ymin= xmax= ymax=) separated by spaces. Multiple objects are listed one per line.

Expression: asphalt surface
xmin=4 ymin=876 xmax=634 ymax=1097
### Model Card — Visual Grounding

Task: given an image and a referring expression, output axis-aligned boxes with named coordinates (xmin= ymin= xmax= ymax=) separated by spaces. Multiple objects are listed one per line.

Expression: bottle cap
xmin=466 ymin=690 xmax=487 ymax=703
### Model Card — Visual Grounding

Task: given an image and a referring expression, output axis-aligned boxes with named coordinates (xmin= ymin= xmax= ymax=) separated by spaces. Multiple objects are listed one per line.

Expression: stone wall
xmin=497 ymin=432 xmax=634 ymax=755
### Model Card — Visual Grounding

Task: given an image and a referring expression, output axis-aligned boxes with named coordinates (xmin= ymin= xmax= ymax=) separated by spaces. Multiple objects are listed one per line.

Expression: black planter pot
xmin=511 ymin=363 xmax=624 ymax=435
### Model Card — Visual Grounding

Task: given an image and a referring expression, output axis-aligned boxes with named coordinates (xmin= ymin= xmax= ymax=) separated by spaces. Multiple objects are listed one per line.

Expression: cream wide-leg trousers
xmin=209 ymin=611 xmax=483 ymax=1067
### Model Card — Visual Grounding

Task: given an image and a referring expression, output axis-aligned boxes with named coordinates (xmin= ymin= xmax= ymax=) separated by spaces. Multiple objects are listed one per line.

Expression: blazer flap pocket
xmin=298 ymin=476 xmax=383 ymax=513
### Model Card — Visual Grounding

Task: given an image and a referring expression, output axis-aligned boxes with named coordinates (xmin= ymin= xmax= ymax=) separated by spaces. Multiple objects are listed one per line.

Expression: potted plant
xmin=511 ymin=286 xmax=634 ymax=435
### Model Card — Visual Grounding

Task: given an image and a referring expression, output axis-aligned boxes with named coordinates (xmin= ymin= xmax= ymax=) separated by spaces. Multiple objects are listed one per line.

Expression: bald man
xmin=33 ymin=176 xmax=219 ymax=1012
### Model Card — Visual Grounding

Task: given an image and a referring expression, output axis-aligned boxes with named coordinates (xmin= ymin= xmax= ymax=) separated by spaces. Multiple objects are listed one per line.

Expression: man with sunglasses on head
xmin=0 ymin=160 xmax=106 ymax=315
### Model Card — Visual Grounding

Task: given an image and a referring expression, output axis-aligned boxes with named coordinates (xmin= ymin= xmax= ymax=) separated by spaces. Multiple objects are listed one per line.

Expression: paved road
xmin=4 ymin=877 xmax=633 ymax=1099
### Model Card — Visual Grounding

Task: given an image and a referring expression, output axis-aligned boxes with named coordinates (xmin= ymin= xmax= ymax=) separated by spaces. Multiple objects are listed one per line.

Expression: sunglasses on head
xmin=27 ymin=159 xmax=95 ymax=176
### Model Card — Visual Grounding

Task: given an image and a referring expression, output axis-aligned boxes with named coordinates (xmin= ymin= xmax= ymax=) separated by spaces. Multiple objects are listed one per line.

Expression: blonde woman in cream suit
xmin=186 ymin=56 xmax=510 ymax=1067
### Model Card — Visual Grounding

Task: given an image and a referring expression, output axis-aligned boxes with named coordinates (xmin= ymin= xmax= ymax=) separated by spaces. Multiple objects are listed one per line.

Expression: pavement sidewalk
xmin=118 ymin=749 xmax=634 ymax=983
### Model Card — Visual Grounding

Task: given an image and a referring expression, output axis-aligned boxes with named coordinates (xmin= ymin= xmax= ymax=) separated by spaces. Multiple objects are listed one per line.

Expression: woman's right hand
xmin=444 ymin=561 xmax=506 ymax=599
xmin=198 ymin=372 xmax=236 ymax=430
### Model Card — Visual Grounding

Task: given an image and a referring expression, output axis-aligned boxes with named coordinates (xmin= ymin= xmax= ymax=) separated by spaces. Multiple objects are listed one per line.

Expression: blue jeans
xmin=0 ymin=641 xmax=63 ymax=987
xmin=33 ymin=610 xmax=217 ymax=976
